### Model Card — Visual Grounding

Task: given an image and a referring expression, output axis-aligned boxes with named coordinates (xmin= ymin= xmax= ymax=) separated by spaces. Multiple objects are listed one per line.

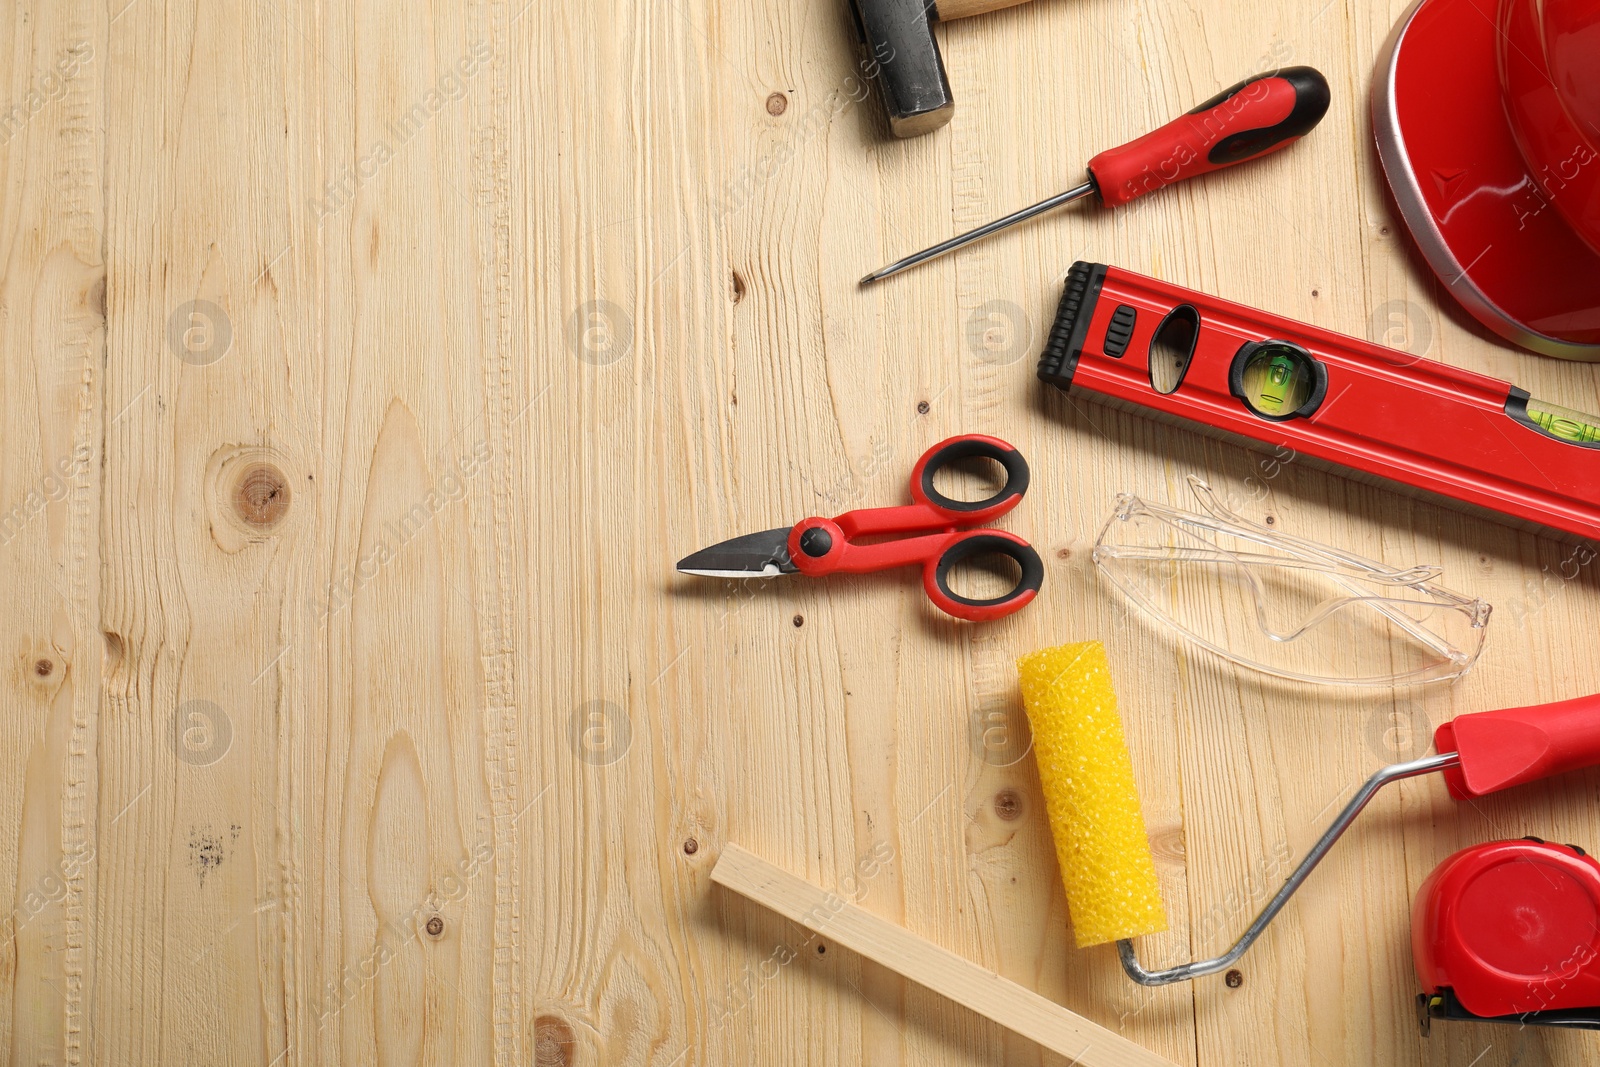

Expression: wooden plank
xmin=0 ymin=2 xmax=103 ymax=1064
xmin=711 ymin=844 xmax=1180 ymax=1067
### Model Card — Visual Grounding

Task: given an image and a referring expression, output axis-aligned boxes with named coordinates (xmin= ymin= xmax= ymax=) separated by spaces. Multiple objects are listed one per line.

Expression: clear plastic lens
xmin=1092 ymin=478 xmax=1491 ymax=686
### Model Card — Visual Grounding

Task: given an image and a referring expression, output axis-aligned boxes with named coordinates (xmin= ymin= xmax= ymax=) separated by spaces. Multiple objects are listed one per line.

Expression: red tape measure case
xmin=1413 ymin=840 xmax=1600 ymax=1019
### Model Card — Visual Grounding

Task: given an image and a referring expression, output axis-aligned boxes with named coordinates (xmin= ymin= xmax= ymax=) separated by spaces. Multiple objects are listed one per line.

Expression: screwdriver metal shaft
xmin=860 ymin=180 xmax=1096 ymax=286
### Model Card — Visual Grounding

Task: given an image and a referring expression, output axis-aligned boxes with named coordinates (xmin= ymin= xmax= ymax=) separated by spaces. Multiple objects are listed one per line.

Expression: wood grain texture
xmin=711 ymin=844 xmax=1180 ymax=1066
xmin=0 ymin=1 xmax=1591 ymax=1065
xmin=936 ymin=0 xmax=1039 ymax=25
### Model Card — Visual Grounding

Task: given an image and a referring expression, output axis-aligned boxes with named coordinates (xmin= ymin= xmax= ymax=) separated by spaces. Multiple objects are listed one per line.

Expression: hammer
xmin=851 ymin=0 xmax=1035 ymax=137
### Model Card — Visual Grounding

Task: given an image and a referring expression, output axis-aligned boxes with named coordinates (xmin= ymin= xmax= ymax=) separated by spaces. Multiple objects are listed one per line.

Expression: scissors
xmin=677 ymin=435 xmax=1043 ymax=621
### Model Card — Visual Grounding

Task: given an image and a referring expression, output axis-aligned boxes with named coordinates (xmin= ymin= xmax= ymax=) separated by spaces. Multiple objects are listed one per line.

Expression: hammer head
xmin=850 ymin=0 xmax=954 ymax=138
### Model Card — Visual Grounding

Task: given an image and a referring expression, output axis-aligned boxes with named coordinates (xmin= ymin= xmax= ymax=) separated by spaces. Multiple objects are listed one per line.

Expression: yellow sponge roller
xmin=1017 ymin=641 xmax=1167 ymax=948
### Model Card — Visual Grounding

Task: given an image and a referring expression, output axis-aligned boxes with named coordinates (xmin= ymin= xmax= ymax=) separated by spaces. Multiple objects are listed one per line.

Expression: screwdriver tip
xmin=858 ymin=270 xmax=884 ymax=287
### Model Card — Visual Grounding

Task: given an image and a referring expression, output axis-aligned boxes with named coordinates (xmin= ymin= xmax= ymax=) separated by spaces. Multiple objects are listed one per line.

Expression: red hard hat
xmin=1374 ymin=0 xmax=1600 ymax=359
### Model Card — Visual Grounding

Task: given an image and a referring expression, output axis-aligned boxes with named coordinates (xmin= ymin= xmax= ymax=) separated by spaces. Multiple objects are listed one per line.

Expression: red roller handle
xmin=1435 ymin=692 xmax=1600 ymax=799
xmin=1087 ymin=67 xmax=1331 ymax=208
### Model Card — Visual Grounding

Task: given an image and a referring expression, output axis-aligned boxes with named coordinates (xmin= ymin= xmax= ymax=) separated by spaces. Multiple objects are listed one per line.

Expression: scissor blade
xmin=677 ymin=527 xmax=798 ymax=578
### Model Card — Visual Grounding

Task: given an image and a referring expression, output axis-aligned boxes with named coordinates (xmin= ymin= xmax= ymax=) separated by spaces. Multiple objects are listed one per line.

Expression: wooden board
xmin=711 ymin=844 xmax=1181 ymax=1067
xmin=0 ymin=0 xmax=1595 ymax=1065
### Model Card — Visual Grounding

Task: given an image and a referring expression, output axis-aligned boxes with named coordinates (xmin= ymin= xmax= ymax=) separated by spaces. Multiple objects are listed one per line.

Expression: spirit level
xmin=1037 ymin=262 xmax=1600 ymax=543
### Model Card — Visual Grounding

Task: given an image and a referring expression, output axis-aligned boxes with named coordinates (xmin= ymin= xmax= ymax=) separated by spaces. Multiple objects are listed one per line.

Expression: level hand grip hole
xmin=1149 ymin=305 xmax=1200 ymax=395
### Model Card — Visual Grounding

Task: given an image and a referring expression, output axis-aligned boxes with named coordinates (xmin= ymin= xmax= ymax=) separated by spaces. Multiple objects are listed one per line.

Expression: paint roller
xmin=1017 ymin=640 xmax=1600 ymax=987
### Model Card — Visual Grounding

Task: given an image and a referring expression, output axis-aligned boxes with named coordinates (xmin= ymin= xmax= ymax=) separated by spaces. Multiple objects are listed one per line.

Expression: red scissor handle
xmin=786 ymin=435 xmax=1042 ymax=621
xmin=922 ymin=529 xmax=1043 ymax=622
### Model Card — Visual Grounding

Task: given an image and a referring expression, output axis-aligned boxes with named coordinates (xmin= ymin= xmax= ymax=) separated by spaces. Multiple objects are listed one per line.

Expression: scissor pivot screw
xmin=799 ymin=528 xmax=833 ymax=557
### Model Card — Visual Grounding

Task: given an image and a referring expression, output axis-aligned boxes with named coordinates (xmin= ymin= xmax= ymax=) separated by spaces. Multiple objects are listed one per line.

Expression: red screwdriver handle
xmin=1087 ymin=67 xmax=1330 ymax=208
xmin=1435 ymin=692 xmax=1600 ymax=799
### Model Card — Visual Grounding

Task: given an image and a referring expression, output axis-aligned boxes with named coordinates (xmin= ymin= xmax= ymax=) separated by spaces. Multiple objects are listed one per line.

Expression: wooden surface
xmin=712 ymin=844 xmax=1182 ymax=1067
xmin=0 ymin=1 xmax=1596 ymax=1066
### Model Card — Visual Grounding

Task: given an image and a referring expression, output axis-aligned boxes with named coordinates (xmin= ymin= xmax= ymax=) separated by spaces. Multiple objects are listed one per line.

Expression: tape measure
xmin=1038 ymin=262 xmax=1600 ymax=543
xmin=1415 ymin=838 xmax=1600 ymax=1031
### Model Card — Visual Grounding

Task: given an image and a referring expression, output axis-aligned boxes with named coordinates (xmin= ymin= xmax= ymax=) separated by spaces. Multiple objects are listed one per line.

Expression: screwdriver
xmin=860 ymin=67 xmax=1331 ymax=285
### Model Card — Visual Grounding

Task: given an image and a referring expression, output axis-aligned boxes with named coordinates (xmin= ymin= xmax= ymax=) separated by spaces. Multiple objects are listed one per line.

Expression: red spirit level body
xmin=1037 ymin=262 xmax=1600 ymax=543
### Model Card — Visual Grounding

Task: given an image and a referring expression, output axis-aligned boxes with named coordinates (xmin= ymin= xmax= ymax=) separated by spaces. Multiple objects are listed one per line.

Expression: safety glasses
xmin=1093 ymin=478 xmax=1491 ymax=686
